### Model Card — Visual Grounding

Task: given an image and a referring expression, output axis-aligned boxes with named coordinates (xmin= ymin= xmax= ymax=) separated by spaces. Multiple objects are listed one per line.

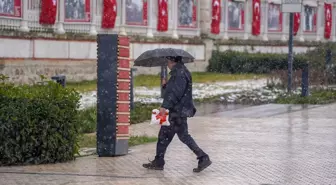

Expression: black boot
xmin=142 ymin=157 xmax=165 ymax=170
xmin=193 ymin=155 xmax=212 ymax=173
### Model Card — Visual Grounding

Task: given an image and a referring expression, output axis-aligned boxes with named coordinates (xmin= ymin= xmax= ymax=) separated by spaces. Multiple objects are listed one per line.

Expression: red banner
xmin=192 ymin=0 xmax=197 ymax=25
xmin=157 ymin=0 xmax=168 ymax=31
xmin=279 ymin=12 xmax=283 ymax=30
xmin=324 ymin=3 xmax=332 ymax=39
xmin=241 ymin=7 xmax=244 ymax=26
xmin=102 ymin=0 xmax=117 ymax=29
xmin=39 ymin=0 xmax=57 ymax=25
xmin=252 ymin=0 xmax=260 ymax=35
xmin=313 ymin=11 xmax=317 ymax=31
xmin=64 ymin=0 xmax=91 ymax=22
xmin=143 ymin=0 xmax=148 ymax=25
xmin=293 ymin=13 xmax=300 ymax=36
xmin=0 ymin=0 xmax=21 ymax=18
xmin=211 ymin=0 xmax=221 ymax=34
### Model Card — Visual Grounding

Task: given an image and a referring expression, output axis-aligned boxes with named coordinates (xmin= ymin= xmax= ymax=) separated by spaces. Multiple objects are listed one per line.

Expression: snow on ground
xmin=79 ymin=78 xmax=298 ymax=109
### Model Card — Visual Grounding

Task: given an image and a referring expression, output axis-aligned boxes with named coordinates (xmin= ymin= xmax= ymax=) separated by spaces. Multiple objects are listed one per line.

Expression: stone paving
xmin=1 ymin=103 xmax=336 ymax=185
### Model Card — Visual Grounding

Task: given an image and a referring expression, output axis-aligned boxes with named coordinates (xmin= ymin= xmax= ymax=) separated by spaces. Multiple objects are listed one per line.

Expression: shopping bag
xmin=150 ymin=109 xmax=170 ymax=126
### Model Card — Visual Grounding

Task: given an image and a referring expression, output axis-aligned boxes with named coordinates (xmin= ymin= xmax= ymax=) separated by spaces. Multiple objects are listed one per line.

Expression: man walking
xmin=142 ymin=56 xmax=212 ymax=173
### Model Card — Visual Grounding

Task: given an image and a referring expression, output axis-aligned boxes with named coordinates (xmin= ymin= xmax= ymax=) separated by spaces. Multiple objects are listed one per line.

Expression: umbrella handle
xmin=161 ymin=65 xmax=168 ymax=79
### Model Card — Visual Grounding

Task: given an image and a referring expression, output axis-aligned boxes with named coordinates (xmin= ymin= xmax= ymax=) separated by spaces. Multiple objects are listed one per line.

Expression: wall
xmin=0 ymin=37 xmax=315 ymax=84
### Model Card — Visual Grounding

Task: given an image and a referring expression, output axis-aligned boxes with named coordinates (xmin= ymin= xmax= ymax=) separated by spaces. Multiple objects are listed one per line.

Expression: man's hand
xmin=162 ymin=78 xmax=167 ymax=85
xmin=159 ymin=107 xmax=166 ymax=116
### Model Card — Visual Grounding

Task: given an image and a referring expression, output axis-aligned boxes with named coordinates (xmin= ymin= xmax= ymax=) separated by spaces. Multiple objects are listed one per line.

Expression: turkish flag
xmin=157 ymin=0 xmax=168 ymax=31
xmin=293 ymin=13 xmax=300 ymax=36
xmin=39 ymin=0 xmax=57 ymax=25
xmin=211 ymin=0 xmax=221 ymax=34
xmin=102 ymin=0 xmax=117 ymax=29
xmin=313 ymin=13 xmax=317 ymax=31
xmin=252 ymin=0 xmax=260 ymax=35
xmin=324 ymin=3 xmax=332 ymax=39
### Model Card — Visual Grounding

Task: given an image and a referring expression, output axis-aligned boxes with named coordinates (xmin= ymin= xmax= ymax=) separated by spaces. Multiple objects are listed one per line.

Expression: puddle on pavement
xmin=194 ymin=103 xmax=251 ymax=116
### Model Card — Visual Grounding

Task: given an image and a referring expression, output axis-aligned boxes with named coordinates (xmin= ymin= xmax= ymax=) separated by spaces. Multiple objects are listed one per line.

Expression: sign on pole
xmin=281 ymin=0 xmax=302 ymax=93
xmin=282 ymin=0 xmax=302 ymax=13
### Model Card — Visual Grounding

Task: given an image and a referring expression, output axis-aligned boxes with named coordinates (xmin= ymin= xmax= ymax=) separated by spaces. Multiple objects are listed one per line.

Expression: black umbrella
xmin=133 ymin=48 xmax=195 ymax=67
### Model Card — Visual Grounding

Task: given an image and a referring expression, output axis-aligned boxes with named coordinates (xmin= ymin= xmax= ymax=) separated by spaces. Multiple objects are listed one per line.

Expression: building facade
xmin=0 ymin=0 xmax=333 ymax=83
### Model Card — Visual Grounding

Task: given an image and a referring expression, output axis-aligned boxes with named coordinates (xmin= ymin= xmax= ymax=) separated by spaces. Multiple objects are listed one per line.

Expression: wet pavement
xmin=210 ymin=103 xmax=321 ymax=118
xmin=1 ymin=103 xmax=336 ymax=185
xmin=194 ymin=103 xmax=251 ymax=116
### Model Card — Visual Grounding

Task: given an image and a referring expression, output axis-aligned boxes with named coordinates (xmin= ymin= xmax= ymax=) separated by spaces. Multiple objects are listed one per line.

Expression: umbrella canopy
xmin=133 ymin=48 xmax=195 ymax=67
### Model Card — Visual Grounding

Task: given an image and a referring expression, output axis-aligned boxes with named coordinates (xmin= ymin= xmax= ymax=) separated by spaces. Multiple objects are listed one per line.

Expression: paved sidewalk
xmin=1 ymin=103 xmax=336 ymax=185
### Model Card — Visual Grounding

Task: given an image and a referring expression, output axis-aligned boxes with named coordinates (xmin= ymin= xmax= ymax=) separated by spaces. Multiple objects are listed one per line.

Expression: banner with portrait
xmin=303 ymin=5 xmax=317 ymax=32
xmin=268 ymin=3 xmax=282 ymax=31
xmin=125 ymin=0 xmax=148 ymax=25
xmin=227 ymin=0 xmax=244 ymax=30
xmin=65 ymin=0 xmax=91 ymax=22
xmin=0 ymin=0 xmax=21 ymax=18
xmin=178 ymin=0 xmax=197 ymax=28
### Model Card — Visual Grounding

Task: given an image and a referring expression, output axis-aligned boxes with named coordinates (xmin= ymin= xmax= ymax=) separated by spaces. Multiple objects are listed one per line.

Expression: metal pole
xmin=160 ymin=65 xmax=168 ymax=98
xmin=288 ymin=13 xmax=294 ymax=94
xmin=301 ymin=63 xmax=309 ymax=97
xmin=326 ymin=49 xmax=332 ymax=67
xmin=130 ymin=68 xmax=135 ymax=110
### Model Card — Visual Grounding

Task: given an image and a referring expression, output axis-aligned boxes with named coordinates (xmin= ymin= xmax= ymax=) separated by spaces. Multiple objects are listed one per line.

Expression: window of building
xmin=64 ymin=0 xmax=91 ymax=22
xmin=303 ymin=5 xmax=317 ymax=32
xmin=268 ymin=3 xmax=282 ymax=31
xmin=227 ymin=0 xmax=245 ymax=30
xmin=125 ymin=0 xmax=148 ymax=25
xmin=178 ymin=0 xmax=197 ymax=28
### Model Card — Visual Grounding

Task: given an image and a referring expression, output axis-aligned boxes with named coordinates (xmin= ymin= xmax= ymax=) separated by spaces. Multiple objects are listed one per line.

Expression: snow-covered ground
xmin=79 ymin=78 xmax=299 ymax=109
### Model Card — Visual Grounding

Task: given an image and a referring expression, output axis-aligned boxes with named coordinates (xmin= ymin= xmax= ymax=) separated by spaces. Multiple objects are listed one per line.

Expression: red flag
xmin=241 ymin=7 xmax=244 ymax=27
xmin=293 ymin=13 xmax=300 ymax=36
xmin=252 ymin=0 xmax=260 ymax=35
xmin=157 ymin=0 xmax=168 ymax=32
xmin=102 ymin=0 xmax=117 ymax=29
xmin=39 ymin=0 xmax=57 ymax=25
xmin=211 ymin=0 xmax=221 ymax=34
xmin=313 ymin=12 xmax=317 ymax=31
xmin=324 ymin=3 xmax=332 ymax=39
xmin=192 ymin=0 xmax=197 ymax=23
xmin=143 ymin=0 xmax=148 ymax=25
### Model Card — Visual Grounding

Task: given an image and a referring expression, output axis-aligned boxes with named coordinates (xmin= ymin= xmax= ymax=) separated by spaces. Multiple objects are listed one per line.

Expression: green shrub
xmin=78 ymin=106 xmax=97 ymax=133
xmin=207 ymin=50 xmax=307 ymax=74
xmin=130 ymin=103 xmax=161 ymax=124
xmin=275 ymin=89 xmax=336 ymax=104
xmin=77 ymin=102 xmax=160 ymax=134
xmin=0 ymin=82 xmax=80 ymax=166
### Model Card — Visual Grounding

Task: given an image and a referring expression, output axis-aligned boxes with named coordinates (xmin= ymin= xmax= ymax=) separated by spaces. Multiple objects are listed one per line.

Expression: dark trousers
xmin=155 ymin=114 xmax=207 ymax=162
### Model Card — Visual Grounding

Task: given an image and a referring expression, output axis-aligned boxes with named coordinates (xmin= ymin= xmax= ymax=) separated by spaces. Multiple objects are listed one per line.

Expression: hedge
xmin=78 ymin=102 xmax=161 ymax=134
xmin=0 ymin=82 xmax=80 ymax=166
xmin=207 ymin=50 xmax=307 ymax=74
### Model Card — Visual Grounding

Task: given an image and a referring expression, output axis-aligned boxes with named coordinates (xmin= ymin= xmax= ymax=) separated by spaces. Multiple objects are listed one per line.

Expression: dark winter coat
xmin=161 ymin=63 xmax=196 ymax=117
